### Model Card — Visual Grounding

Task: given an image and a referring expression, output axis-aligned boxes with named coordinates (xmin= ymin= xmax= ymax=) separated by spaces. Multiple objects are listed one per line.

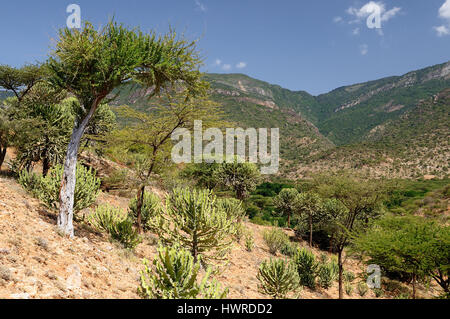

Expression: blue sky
xmin=1 ymin=0 xmax=449 ymax=95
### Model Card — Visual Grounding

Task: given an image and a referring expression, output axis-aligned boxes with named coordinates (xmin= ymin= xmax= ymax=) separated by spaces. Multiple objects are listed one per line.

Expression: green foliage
xmin=345 ymin=282 xmax=354 ymax=296
xmin=18 ymin=164 xmax=100 ymax=215
xmin=40 ymin=164 xmax=100 ymax=213
xmin=373 ymin=288 xmax=384 ymax=298
xmin=88 ymin=204 xmax=141 ymax=249
xmin=153 ymin=188 xmax=233 ymax=265
xmin=181 ymin=161 xmax=220 ymax=190
xmin=273 ymin=188 xmax=299 ymax=227
xmin=18 ymin=170 xmax=41 ymax=194
xmin=257 ymin=258 xmax=300 ymax=299
xmin=293 ymin=248 xmax=319 ymax=289
xmin=88 ymin=204 xmax=125 ymax=233
xmin=109 ymin=218 xmax=142 ymax=249
xmin=280 ymin=241 xmax=298 ymax=257
xmin=128 ymin=191 xmax=162 ymax=231
xmin=317 ymin=261 xmax=338 ymax=289
xmin=353 ymin=215 xmax=450 ymax=295
xmin=296 ymin=191 xmax=323 ymax=246
xmin=344 ymin=271 xmax=356 ymax=283
xmin=213 ymin=158 xmax=261 ymax=200
xmin=245 ymin=232 xmax=254 ymax=252
xmin=216 ymin=197 xmax=246 ymax=222
xmin=138 ymin=245 xmax=228 ymax=299
xmin=357 ymin=282 xmax=369 ymax=297
xmin=263 ymin=228 xmax=289 ymax=255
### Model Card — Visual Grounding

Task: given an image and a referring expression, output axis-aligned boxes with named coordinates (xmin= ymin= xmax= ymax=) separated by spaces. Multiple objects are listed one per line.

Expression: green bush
xmin=109 ymin=218 xmax=142 ymax=249
xmin=345 ymin=282 xmax=354 ymax=296
xmin=293 ymin=248 xmax=319 ymax=289
xmin=138 ymin=245 xmax=228 ymax=299
xmin=234 ymin=222 xmax=246 ymax=243
xmin=128 ymin=191 xmax=162 ymax=231
xmin=280 ymin=241 xmax=298 ymax=257
xmin=245 ymin=232 xmax=254 ymax=252
xmin=373 ymin=288 xmax=384 ymax=298
xmin=19 ymin=164 xmax=100 ymax=216
xmin=88 ymin=205 xmax=141 ymax=249
xmin=18 ymin=170 xmax=41 ymax=195
xmin=357 ymin=282 xmax=369 ymax=297
xmin=263 ymin=228 xmax=289 ymax=255
xmin=257 ymin=258 xmax=300 ymax=299
xmin=216 ymin=197 xmax=246 ymax=222
xmin=317 ymin=262 xmax=337 ymax=289
xmin=343 ymin=270 xmax=356 ymax=283
xmin=88 ymin=204 xmax=125 ymax=233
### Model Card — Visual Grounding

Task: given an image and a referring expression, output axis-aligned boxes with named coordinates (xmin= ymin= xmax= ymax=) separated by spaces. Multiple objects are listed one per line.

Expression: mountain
xmin=315 ymin=61 xmax=450 ymax=145
xmin=110 ymin=61 xmax=449 ymax=178
xmin=290 ymin=88 xmax=450 ymax=179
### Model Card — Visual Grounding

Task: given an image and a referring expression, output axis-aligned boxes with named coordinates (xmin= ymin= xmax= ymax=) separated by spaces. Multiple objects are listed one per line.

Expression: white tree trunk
xmin=57 ymin=101 xmax=99 ymax=237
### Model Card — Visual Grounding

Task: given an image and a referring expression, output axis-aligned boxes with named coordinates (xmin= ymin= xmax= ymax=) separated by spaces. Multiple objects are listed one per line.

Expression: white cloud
xmin=195 ymin=0 xmax=207 ymax=13
xmin=359 ymin=44 xmax=369 ymax=55
xmin=352 ymin=27 xmax=360 ymax=35
xmin=439 ymin=0 xmax=450 ymax=19
xmin=236 ymin=62 xmax=247 ymax=69
xmin=333 ymin=16 xmax=343 ymax=23
xmin=347 ymin=2 xmax=401 ymax=25
xmin=435 ymin=0 xmax=450 ymax=36
xmin=435 ymin=25 xmax=450 ymax=36
xmin=214 ymin=59 xmax=222 ymax=66
xmin=222 ymin=64 xmax=231 ymax=71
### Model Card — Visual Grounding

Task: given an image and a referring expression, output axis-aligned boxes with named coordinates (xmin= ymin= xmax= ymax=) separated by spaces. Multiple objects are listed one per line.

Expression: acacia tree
xmin=214 ymin=159 xmax=261 ymax=201
xmin=107 ymin=95 xmax=220 ymax=233
xmin=314 ymin=174 xmax=385 ymax=299
xmin=273 ymin=188 xmax=299 ymax=228
xmin=0 ymin=64 xmax=43 ymax=169
xmin=46 ymin=21 xmax=206 ymax=237
xmin=353 ymin=215 xmax=450 ymax=298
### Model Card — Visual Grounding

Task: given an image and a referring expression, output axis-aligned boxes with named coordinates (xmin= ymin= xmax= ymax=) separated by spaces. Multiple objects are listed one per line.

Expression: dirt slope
xmin=0 ymin=176 xmax=439 ymax=299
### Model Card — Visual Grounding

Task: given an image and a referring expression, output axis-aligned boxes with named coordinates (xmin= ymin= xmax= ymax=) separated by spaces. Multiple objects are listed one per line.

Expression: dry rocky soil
xmin=0 ymin=169 xmax=441 ymax=299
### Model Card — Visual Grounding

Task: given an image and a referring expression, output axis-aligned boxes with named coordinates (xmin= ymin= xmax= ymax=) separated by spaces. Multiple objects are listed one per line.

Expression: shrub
xmin=138 ymin=245 xmax=228 ymax=299
xmin=20 ymin=164 xmax=100 ymax=216
xmin=373 ymin=288 xmax=384 ymax=298
xmin=216 ymin=197 xmax=246 ymax=222
xmin=109 ymin=218 xmax=142 ymax=249
xmin=128 ymin=191 xmax=162 ymax=231
xmin=18 ymin=170 xmax=41 ymax=194
xmin=343 ymin=270 xmax=356 ymax=283
xmin=88 ymin=205 xmax=140 ymax=249
xmin=345 ymin=282 xmax=354 ymax=296
xmin=233 ymin=222 xmax=246 ymax=243
xmin=280 ymin=241 xmax=298 ymax=257
xmin=245 ymin=232 xmax=254 ymax=252
xmin=88 ymin=204 xmax=125 ymax=233
xmin=153 ymin=188 xmax=233 ymax=265
xmin=293 ymin=248 xmax=319 ymax=289
xmin=257 ymin=258 xmax=300 ymax=299
xmin=263 ymin=228 xmax=289 ymax=255
xmin=357 ymin=282 xmax=369 ymax=297
xmin=317 ymin=263 xmax=335 ymax=289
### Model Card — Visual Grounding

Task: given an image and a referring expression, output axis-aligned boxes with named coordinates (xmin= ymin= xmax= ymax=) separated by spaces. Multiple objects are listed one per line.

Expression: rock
xmin=0 ymin=266 xmax=12 ymax=281
xmin=66 ymin=264 xmax=81 ymax=291
xmin=0 ymin=248 xmax=10 ymax=255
